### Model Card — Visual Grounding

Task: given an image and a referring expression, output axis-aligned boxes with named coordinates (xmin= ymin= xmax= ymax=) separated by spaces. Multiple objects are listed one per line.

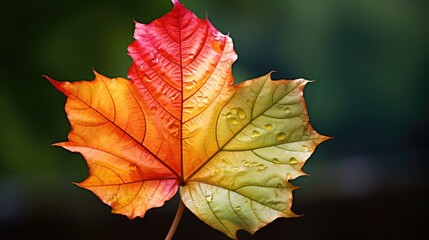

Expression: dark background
xmin=1 ymin=0 xmax=428 ymax=239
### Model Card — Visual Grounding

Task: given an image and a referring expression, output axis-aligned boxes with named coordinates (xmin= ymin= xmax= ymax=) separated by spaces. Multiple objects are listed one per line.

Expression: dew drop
xmin=184 ymin=80 xmax=197 ymax=90
xmin=289 ymin=157 xmax=298 ymax=165
xmin=161 ymin=87 xmax=168 ymax=95
xmin=183 ymin=105 xmax=195 ymax=114
xmin=258 ymin=164 xmax=267 ymax=171
xmin=226 ymin=112 xmax=233 ymax=118
xmin=228 ymin=117 xmax=238 ymax=125
xmin=128 ymin=164 xmax=137 ymax=171
xmin=212 ymin=30 xmax=225 ymax=41
xmin=246 ymin=100 xmax=254 ymax=108
xmin=205 ymin=195 xmax=213 ymax=203
xmin=225 ymin=89 xmax=233 ymax=96
xmin=196 ymin=95 xmax=203 ymax=103
xmin=233 ymin=166 xmax=239 ymax=171
xmin=221 ymin=114 xmax=227 ymax=119
xmin=237 ymin=108 xmax=246 ymax=119
xmin=302 ymin=145 xmax=308 ymax=152
xmin=284 ymin=107 xmax=291 ymax=114
xmin=242 ymin=160 xmax=251 ymax=167
xmin=143 ymin=75 xmax=152 ymax=83
xmin=150 ymin=106 xmax=157 ymax=114
xmin=139 ymin=64 xmax=146 ymax=71
xmin=211 ymin=39 xmax=225 ymax=53
xmin=277 ymin=132 xmax=287 ymax=141
xmin=273 ymin=158 xmax=281 ymax=164
xmin=170 ymin=94 xmax=179 ymax=102
xmin=264 ymin=124 xmax=273 ymax=131
xmin=202 ymin=96 xmax=210 ymax=104
xmin=235 ymin=206 xmax=241 ymax=211
xmin=168 ymin=122 xmax=180 ymax=136
xmin=152 ymin=57 xmax=159 ymax=63
xmin=230 ymin=108 xmax=237 ymax=114
xmin=108 ymin=194 xmax=117 ymax=204
xmin=251 ymin=130 xmax=261 ymax=138
xmin=276 ymin=183 xmax=283 ymax=188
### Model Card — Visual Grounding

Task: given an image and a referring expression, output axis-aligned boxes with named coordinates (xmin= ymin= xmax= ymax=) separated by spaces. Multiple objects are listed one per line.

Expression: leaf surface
xmin=48 ymin=1 xmax=328 ymax=238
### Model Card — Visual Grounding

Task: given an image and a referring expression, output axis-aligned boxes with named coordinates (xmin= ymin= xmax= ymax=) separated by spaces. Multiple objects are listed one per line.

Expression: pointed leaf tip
xmin=44 ymin=75 xmax=56 ymax=84
xmin=45 ymin=75 xmax=67 ymax=93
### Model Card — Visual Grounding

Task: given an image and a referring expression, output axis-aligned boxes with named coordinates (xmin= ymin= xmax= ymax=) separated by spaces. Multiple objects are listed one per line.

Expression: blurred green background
xmin=1 ymin=0 xmax=428 ymax=239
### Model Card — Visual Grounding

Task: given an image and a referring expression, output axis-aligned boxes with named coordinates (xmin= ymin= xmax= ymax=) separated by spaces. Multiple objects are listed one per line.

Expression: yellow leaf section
xmin=180 ymin=73 xmax=329 ymax=239
xmin=47 ymin=72 xmax=179 ymax=218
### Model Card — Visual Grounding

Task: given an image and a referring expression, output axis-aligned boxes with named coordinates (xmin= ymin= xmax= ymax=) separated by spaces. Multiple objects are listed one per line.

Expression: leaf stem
xmin=165 ymin=199 xmax=185 ymax=240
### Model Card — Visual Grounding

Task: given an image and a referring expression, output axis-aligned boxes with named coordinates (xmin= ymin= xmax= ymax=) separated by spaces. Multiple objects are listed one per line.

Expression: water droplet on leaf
xmin=235 ymin=206 xmax=241 ymax=211
xmin=211 ymin=37 xmax=225 ymax=53
xmin=264 ymin=124 xmax=273 ymax=131
xmin=277 ymin=132 xmax=287 ymax=141
xmin=302 ymin=145 xmax=308 ymax=151
xmin=258 ymin=164 xmax=267 ymax=171
xmin=150 ymin=106 xmax=157 ymax=114
xmin=289 ymin=157 xmax=298 ymax=165
xmin=205 ymin=195 xmax=213 ymax=203
xmin=302 ymin=121 xmax=308 ymax=126
xmin=246 ymin=100 xmax=254 ymax=108
xmin=170 ymin=94 xmax=179 ymax=102
xmin=237 ymin=108 xmax=246 ymax=119
xmin=251 ymin=130 xmax=261 ymax=138
xmin=273 ymin=158 xmax=281 ymax=164
xmin=202 ymin=96 xmax=210 ymax=104
xmin=228 ymin=117 xmax=238 ymax=125
xmin=108 ymin=194 xmax=117 ymax=204
xmin=168 ymin=122 xmax=179 ymax=136
xmin=161 ymin=87 xmax=168 ymax=95
xmin=128 ymin=164 xmax=137 ymax=171
xmin=183 ymin=105 xmax=195 ymax=114
xmin=284 ymin=107 xmax=291 ymax=114
xmin=242 ymin=160 xmax=251 ymax=167
xmin=143 ymin=75 xmax=152 ymax=83
xmin=212 ymin=30 xmax=225 ymax=41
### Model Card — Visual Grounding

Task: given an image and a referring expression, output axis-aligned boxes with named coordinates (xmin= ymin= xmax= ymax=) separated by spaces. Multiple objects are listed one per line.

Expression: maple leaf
xmin=47 ymin=0 xmax=329 ymax=239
